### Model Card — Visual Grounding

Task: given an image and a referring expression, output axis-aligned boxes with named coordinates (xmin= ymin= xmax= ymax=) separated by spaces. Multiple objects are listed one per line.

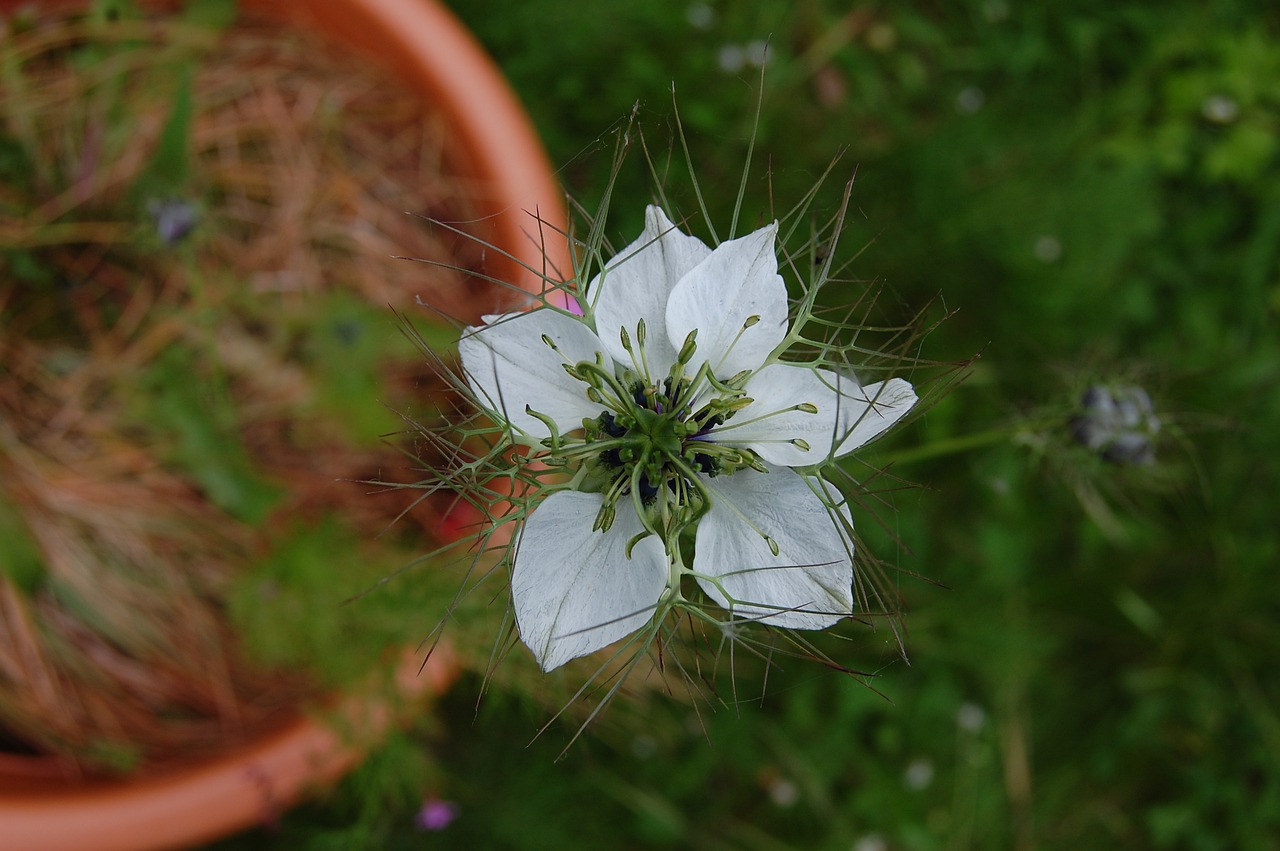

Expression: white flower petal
xmin=713 ymin=363 xmax=845 ymax=466
xmin=666 ymin=223 xmax=787 ymax=380
xmin=694 ymin=468 xmax=853 ymax=629
xmin=513 ymin=491 xmax=668 ymax=671
xmin=832 ymin=377 xmax=918 ymax=456
xmin=715 ymin=368 xmax=916 ymax=466
xmin=459 ymin=310 xmax=606 ymax=439
xmin=591 ymin=206 xmax=711 ymax=380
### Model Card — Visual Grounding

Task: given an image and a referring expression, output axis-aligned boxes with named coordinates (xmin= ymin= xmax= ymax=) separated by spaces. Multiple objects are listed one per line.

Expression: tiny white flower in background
xmin=957 ymin=701 xmax=987 ymax=733
xmin=715 ymin=40 xmax=769 ymax=74
xmin=717 ymin=43 xmax=747 ymax=73
xmin=1201 ymin=93 xmax=1239 ymax=124
xmin=853 ymin=835 xmax=889 ymax=851
xmin=955 ymin=85 xmax=985 ymax=115
xmin=903 ymin=756 xmax=935 ymax=790
xmin=743 ymin=39 xmax=770 ymax=68
xmin=1033 ymin=234 xmax=1062 ymax=263
xmin=766 ymin=776 xmax=800 ymax=807
xmin=685 ymin=2 xmax=714 ymax=30
xmin=460 ymin=206 xmax=917 ymax=671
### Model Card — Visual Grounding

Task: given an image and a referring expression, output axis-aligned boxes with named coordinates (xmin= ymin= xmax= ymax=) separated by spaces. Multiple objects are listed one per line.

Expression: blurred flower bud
xmin=1070 ymin=384 xmax=1160 ymax=465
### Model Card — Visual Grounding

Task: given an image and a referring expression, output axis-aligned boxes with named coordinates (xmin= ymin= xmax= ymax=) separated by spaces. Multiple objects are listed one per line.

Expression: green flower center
xmin=578 ymin=370 xmax=760 ymax=531
xmin=527 ymin=324 xmax=776 ymax=533
xmin=531 ymin=343 xmax=761 ymax=534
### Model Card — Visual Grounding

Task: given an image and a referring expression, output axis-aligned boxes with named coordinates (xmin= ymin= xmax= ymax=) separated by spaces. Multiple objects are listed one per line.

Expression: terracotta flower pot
xmin=0 ymin=0 xmax=566 ymax=848
xmin=0 ymin=649 xmax=459 ymax=851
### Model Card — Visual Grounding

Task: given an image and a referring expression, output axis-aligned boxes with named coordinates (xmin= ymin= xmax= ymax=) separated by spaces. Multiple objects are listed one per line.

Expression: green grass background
xmin=214 ymin=1 xmax=1280 ymax=848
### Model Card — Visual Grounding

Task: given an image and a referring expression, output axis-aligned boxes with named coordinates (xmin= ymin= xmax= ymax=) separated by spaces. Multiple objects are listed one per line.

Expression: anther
xmin=594 ymin=502 xmax=616 ymax=533
xmin=677 ymin=330 xmax=698 ymax=365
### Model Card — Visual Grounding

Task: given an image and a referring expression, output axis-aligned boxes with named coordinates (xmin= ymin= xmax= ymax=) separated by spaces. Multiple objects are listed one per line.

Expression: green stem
xmin=874 ymin=419 xmax=1057 ymax=466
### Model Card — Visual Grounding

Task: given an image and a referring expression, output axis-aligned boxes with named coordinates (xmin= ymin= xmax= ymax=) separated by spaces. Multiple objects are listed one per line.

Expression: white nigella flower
xmin=460 ymin=206 xmax=917 ymax=671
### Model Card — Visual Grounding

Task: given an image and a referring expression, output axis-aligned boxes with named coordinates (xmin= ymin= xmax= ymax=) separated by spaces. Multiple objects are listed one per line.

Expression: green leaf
xmin=0 ymin=496 xmax=45 ymax=593
xmin=131 ymin=62 xmax=195 ymax=201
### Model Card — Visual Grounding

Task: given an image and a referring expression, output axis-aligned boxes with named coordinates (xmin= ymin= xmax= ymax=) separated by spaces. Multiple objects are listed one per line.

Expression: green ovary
xmin=631 ymin=406 xmax=685 ymax=458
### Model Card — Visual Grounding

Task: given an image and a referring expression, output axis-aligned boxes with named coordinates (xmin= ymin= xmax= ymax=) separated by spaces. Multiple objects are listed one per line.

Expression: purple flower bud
xmin=1071 ymin=384 xmax=1160 ymax=465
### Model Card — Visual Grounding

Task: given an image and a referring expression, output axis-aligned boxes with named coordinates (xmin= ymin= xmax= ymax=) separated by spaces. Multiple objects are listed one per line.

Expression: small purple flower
xmin=415 ymin=798 xmax=459 ymax=831
xmin=146 ymin=197 xmax=200 ymax=245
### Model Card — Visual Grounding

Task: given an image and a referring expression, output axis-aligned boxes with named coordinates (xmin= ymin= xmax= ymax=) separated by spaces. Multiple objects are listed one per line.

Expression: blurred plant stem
xmin=876 ymin=418 xmax=1057 ymax=467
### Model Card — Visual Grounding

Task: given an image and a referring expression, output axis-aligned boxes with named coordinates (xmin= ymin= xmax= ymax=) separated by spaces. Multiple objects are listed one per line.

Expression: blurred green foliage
xmin=228 ymin=517 xmax=445 ymax=690
xmin=130 ymin=344 xmax=283 ymax=523
xmin=214 ymin=0 xmax=1280 ymax=849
